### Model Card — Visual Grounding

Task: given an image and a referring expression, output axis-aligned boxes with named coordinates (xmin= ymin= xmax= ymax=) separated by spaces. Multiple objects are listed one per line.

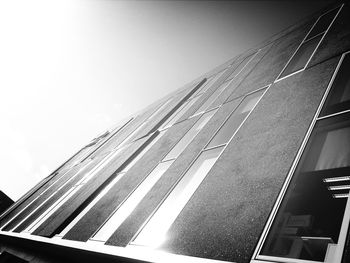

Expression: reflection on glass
xmin=193 ymin=82 xmax=230 ymax=115
xmin=164 ymin=110 xmax=217 ymax=161
xmin=92 ymin=160 xmax=174 ymax=242
xmin=305 ymin=8 xmax=338 ymax=41
xmin=321 ymin=54 xmax=350 ymax=117
xmin=261 ymin=113 xmax=350 ymax=262
xmin=279 ymin=35 xmax=322 ymax=79
xmin=24 ymin=184 xmax=84 ymax=233
xmin=57 ymin=172 xmax=127 ymax=238
xmin=314 ymin=127 xmax=350 ymax=170
xmin=132 ymin=146 xmax=224 ymax=248
xmin=207 ymin=89 xmax=264 ymax=148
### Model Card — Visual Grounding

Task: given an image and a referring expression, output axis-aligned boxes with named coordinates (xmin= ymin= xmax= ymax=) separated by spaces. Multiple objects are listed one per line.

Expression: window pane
xmin=305 ymin=8 xmax=339 ymax=41
xmin=56 ymin=172 xmax=127 ymax=238
xmin=279 ymin=35 xmax=322 ymax=79
xmin=260 ymin=113 xmax=350 ymax=262
xmin=193 ymin=82 xmax=230 ymax=115
xmin=207 ymin=89 xmax=265 ymax=148
xmin=132 ymin=146 xmax=224 ymax=248
xmin=92 ymin=160 xmax=174 ymax=242
xmin=320 ymin=54 xmax=350 ymax=117
xmin=164 ymin=110 xmax=217 ymax=161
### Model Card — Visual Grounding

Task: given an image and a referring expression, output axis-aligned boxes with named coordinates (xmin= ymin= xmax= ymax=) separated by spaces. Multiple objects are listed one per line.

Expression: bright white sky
xmin=0 ymin=0 xmax=332 ymax=200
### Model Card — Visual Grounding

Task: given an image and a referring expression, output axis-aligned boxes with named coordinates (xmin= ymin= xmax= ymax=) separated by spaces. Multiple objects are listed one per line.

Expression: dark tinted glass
xmin=279 ymin=35 xmax=321 ymax=79
xmin=261 ymin=112 xmax=350 ymax=262
xmin=305 ymin=8 xmax=338 ymax=41
xmin=320 ymin=54 xmax=350 ymax=117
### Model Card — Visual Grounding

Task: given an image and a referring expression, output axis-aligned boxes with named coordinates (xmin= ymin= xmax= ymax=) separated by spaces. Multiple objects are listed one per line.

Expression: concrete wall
xmin=1 ymin=2 xmax=349 ymax=263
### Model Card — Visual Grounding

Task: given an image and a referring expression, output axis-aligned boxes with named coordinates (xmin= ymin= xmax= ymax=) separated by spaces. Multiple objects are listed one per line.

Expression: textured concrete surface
xmin=228 ymin=21 xmax=314 ymax=101
xmin=132 ymin=79 xmax=206 ymax=139
xmin=176 ymin=58 xmax=245 ymax=122
xmin=211 ymin=44 xmax=273 ymax=108
xmin=105 ymin=99 xmax=241 ymax=247
xmin=0 ymin=3 xmax=348 ymax=263
xmin=63 ymin=117 xmax=199 ymax=241
xmin=157 ymin=56 xmax=340 ymax=263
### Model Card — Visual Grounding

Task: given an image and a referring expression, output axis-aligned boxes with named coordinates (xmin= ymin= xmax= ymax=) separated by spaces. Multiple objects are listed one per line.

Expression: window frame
xmin=275 ymin=5 xmax=343 ymax=83
xmin=84 ymin=109 xmax=218 ymax=244
xmin=225 ymin=51 xmax=259 ymax=83
xmin=128 ymin=85 xmax=269 ymax=249
xmin=253 ymin=51 xmax=350 ymax=263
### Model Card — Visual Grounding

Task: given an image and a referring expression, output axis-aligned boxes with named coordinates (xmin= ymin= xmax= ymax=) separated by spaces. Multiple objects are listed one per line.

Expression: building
xmin=1 ymin=2 xmax=350 ymax=263
xmin=0 ymin=192 xmax=13 ymax=216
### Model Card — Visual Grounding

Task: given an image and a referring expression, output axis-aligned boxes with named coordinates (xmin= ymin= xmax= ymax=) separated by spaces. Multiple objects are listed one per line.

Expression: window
xmin=164 ymin=110 xmax=217 ymax=160
xmin=257 ymin=52 xmax=350 ymax=263
xmin=192 ymin=81 xmax=231 ymax=116
xmin=26 ymin=130 xmax=167 ymax=235
xmin=130 ymin=87 xmax=267 ymax=249
xmin=190 ymin=70 xmax=226 ymax=98
xmin=320 ymin=54 xmax=350 ymax=117
xmin=1 ymin=158 xmax=102 ymax=232
xmin=160 ymin=96 xmax=201 ymax=129
xmin=226 ymin=52 xmax=256 ymax=82
xmin=260 ymin=113 xmax=350 ymax=263
xmin=54 ymin=171 xmax=127 ymax=239
xmin=277 ymin=6 xmax=341 ymax=81
xmin=305 ymin=8 xmax=340 ymax=41
xmin=278 ymin=35 xmax=322 ymax=80
xmin=90 ymin=160 xmax=174 ymax=243
xmin=120 ymin=130 xmax=166 ymax=173
xmin=118 ymin=99 xmax=172 ymax=148
xmin=21 ymin=146 xmax=127 ymax=234
xmin=0 ymin=169 xmax=72 ymax=231
xmin=84 ymin=109 xmax=217 ymax=243
xmin=131 ymin=146 xmax=224 ymax=248
xmin=200 ymin=70 xmax=226 ymax=94
xmin=207 ymin=89 xmax=265 ymax=148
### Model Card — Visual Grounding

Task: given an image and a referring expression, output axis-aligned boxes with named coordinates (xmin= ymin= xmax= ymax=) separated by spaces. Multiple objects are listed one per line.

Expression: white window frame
xmin=252 ymin=51 xmax=350 ymax=263
xmin=55 ymin=130 xmax=166 ymax=239
xmin=225 ymin=50 xmax=259 ymax=83
xmin=128 ymin=85 xmax=270 ymax=249
xmin=275 ymin=4 xmax=343 ymax=83
xmin=85 ymin=109 xmax=218 ymax=244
